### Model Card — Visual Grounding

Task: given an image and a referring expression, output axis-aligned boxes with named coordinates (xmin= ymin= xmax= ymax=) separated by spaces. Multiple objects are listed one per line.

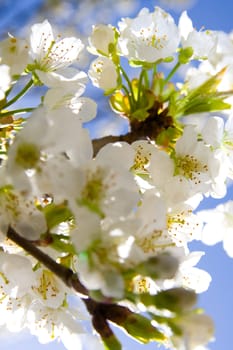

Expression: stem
xmin=6 ymin=226 xmax=136 ymax=329
xmin=153 ymin=64 xmax=157 ymax=77
xmin=164 ymin=62 xmax=181 ymax=84
xmin=0 ymin=108 xmax=35 ymax=117
xmin=120 ymin=66 xmax=136 ymax=105
xmin=136 ymin=69 xmax=145 ymax=107
xmin=92 ymin=132 xmax=147 ymax=157
xmin=7 ymin=226 xmax=88 ymax=297
xmin=143 ymin=69 xmax=150 ymax=89
xmin=122 ymin=84 xmax=134 ymax=110
xmin=3 ymin=78 xmax=34 ymax=109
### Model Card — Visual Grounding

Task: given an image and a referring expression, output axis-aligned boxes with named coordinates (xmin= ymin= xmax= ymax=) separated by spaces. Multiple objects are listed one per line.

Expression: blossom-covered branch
xmin=0 ymin=4 xmax=233 ymax=350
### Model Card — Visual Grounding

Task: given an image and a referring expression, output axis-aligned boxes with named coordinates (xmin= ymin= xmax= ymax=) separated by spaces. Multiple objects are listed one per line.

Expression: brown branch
xmin=6 ymin=228 xmax=136 ymax=328
xmin=92 ymin=132 xmax=148 ymax=157
xmin=7 ymin=226 xmax=88 ymax=297
xmin=6 ymin=227 xmax=160 ymax=346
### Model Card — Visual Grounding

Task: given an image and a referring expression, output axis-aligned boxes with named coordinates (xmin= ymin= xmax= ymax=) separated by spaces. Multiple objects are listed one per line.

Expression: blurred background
xmin=0 ymin=0 xmax=233 ymax=349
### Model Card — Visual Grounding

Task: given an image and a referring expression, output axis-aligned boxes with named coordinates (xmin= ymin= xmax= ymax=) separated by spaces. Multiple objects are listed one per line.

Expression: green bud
xmin=163 ymin=56 xmax=174 ymax=63
xmin=152 ymin=287 xmax=197 ymax=313
xmin=102 ymin=335 xmax=122 ymax=350
xmin=122 ymin=313 xmax=165 ymax=343
xmin=178 ymin=47 xmax=194 ymax=64
xmin=102 ymin=304 xmax=165 ymax=343
xmin=137 ymin=254 xmax=179 ymax=280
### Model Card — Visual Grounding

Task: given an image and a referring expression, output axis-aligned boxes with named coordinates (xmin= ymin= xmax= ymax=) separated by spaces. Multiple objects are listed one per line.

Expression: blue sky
xmin=0 ymin=0 xmax=233 ymax=349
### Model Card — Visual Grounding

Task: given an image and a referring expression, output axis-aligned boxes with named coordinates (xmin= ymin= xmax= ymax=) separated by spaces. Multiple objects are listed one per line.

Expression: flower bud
xmin=88 ymin=57 xmax=118 ymax=92
xmin=88 ymin=24 xmax=116 ymax=56
xmin=152 ymin=287 xmax=197 ymax=313
xmin=178 ymin=46 xmax=194 ymax=64
xmin=137 ymin=254 xmax=179 ymax=280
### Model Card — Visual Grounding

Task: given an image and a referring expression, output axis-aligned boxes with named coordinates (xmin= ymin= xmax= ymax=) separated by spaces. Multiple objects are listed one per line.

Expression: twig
xmin=7 ymin=226 xmax=88 ymax=297
xmin=92 ymin=132 xmax=148 ymax=156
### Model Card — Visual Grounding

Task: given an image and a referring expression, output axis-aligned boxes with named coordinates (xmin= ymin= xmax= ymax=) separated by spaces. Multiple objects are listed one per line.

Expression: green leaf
xmin=49 ymin=234 xmax=76 ymax=255
xmin=171 ymin=68 xmax=232 ymax=118
xmin=43 ymin=202 xmax=73 ymax=230
xmin=182 ymin=94 xmax=231 ymax=116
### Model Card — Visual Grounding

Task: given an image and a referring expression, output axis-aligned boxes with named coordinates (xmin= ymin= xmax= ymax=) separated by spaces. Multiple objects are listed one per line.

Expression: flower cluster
xmin=0 ymin=6 xmax=233 ymax=350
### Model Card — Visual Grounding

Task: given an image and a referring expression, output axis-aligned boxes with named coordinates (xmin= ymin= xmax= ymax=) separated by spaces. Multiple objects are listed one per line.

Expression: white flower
xmin=208 ymin=30 xmax=233 ymax=68
xmin=0 ymin=293 xmax=30 ymax=332
xmin=174 ymin=125 xmax=225 ymax=197
xmin=77 ymin=253 xmax=125 ymax=299
xmin=171 ymin=313 xmax=214 ymax=349
xmin=88 ymin=56 xmax=118 ymax=91
xmin=133 ymin=191 xmax=202 ymax=261
xmin=0 ymin=252 xmax=35 ymax=297
xmin=69 ymin=142 xmax=139 ymax=221
xmin=6 ymin=106 xmax=93 ymax=197
xmin=88 ymin=24 xmax=116 ymax=56
xmin=28 ymin=19 xmax=84 ymax=86
xmin=198 ymin=200 xmax=233 ymax=257
xmin=72 ymin=212 xmax=136 ymax=298
xmin=71 ymin=207 xmax=101 ymax=253
xmin=148 ymin=144 xmax=202 ymax=208
xmin=167 ymin=205 xmax=203 ymax=246
xmin=0 ymin=34 xmax=29 ymax=76
xmin=178 ymin=251 xmax=211 ymax=293
xmin=183 ymin=31 xmax=233 ymax=106
xmin=27 ymin=301 xmax=85 ymax=346
xmin=135 ymin=190 xmax=167 ymax=236
xmin=0 ymin=64 xmax=11 ymax=101
xmin=0 ymin=186 xmax=47 ymax=240
xmin=36 ymin=67 xmax=88 ymax=89
xmin=132 ymin=140 xmax=156 ymax=176
xmin=118 ymin=7 xmax=180 ymax=63
xmin=44 ymin=87 xmax=97 ymax=123
xmin=179 ymin=11 xmax=217 ymax=59
xmin=31 ymin=268 xmax=69 ymax=309
xmin=201 ymin=115 xmax=233 ymax=179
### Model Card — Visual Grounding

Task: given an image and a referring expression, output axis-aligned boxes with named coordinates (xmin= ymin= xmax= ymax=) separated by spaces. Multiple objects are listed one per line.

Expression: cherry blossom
xmin=0 ymin=64 xmax=11 ymax=101
xmin=0 ymin=7 xmax=232 ymax=350
xmin=118 ymin=6 xmax=180 ymax=63
xmin=27 ymin=19 xmax=84 ymax=86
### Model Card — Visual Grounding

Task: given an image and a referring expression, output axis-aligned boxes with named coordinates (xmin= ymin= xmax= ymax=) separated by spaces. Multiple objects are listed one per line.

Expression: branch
xmin=7 ymin=226 xmax=88 ymax=297
xmin=92 ymin=132 xmax=148 ymax=156
xmin=91 ymin=105 xmax=173 ymax=156
xmin=6 ymin=228 xmax=137 ymax=333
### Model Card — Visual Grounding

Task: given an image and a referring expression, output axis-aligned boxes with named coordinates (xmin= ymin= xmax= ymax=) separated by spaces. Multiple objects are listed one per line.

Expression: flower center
xmin=15 ymin=142 xmax=41 ymax=169
xmin=174 ymin=154 xmax=208 ymax=180
xmin=78 ymin=167 xmax=108 ymax=217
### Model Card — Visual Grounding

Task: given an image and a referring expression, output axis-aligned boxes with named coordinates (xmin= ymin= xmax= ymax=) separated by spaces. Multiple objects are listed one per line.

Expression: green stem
xmin=136 ymin=69 xmax=145 ymax=107
xmin=152 ymin=64 xmax=157 ymax=77
xmin=121 ymin=84 xmax=134 ymax=111
xmin=120 ymin=66 xmax=136 ymax=105
xmin=3 ymin=78 xmax=34 ymax=109
xmin=0 ymin=107 xmax=35 ymax=117
xmin=143 ymin=69 xmax=150 ymax=89
xmin=164 ymin=62 xmax=181 ymax=84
